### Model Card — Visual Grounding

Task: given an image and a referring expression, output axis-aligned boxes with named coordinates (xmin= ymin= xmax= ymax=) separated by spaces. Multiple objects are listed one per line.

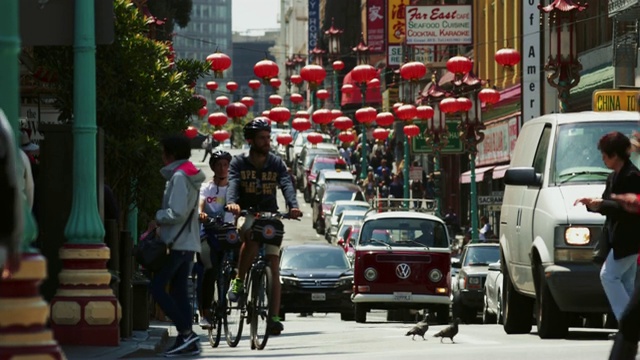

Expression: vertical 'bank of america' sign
xmin=521 ymin=0 xmax=541 ymax=122
xmin=308 ymin=0 xmax=320 ymax=55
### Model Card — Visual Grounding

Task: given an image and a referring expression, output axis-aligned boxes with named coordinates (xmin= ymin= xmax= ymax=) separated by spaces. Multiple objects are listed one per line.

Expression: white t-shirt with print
xmin=199 ymin=180 xmax=235 ymax=223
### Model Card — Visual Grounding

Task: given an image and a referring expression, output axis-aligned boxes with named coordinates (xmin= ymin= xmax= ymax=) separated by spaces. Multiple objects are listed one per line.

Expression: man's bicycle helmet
xmin=209 ymin=150 xmax=232 ymax=166
xmin=243 ymin=117 xmax=271 ymax=140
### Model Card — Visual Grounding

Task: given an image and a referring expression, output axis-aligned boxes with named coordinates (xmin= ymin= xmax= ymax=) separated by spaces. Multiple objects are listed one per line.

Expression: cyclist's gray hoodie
xmin=155 ymin=160 xmax=206 ymax=252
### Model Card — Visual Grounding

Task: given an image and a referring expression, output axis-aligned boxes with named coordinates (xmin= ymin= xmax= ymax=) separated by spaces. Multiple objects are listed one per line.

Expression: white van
xmin=499 ymin=111 xmax=640 ymax=339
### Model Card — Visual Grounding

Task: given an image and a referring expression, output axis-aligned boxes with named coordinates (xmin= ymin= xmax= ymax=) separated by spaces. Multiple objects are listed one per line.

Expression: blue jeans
xmin=150 ymin=250 xmax=195 ymax=333
xmin=600 ymin=250 xmax=638 ymax=321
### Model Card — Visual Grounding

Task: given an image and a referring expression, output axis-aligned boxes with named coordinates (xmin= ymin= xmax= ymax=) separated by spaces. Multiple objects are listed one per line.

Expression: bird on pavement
xmin=405 ymin=313 xmax=429 ymax=340
xmin=433 ymin=317 xmax=461 ymax=343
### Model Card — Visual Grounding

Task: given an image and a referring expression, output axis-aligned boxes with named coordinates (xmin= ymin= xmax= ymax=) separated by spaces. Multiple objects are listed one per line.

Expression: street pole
xmin=469 ymin=151 xmax=479 ymax=241
xmin=403 ymin=133 xmax=410 ymax=208
xmin=0 ymin=1 xmax=64 ymax=358
xmin=433 ymin=150 xmax=441 ymax=217
xmin=50 ymin=0 xmax=120 ymax=345
xmin=359 ymin=85 xmax=368 ymax=179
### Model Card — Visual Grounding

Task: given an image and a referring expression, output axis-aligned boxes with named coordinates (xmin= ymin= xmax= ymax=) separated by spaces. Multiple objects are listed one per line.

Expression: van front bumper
xmin=544 ymin=263 xmax=609 ymax=313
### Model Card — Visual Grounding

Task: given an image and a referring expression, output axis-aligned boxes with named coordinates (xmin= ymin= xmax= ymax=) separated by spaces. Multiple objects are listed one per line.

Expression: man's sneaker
xmin=267 ymin=316 xmax=284 ymax=336
xmin=164 ymin=341 xmax=201 ymax=358
xmin=227 ymin=278 xmax=243 ymax=302
xmin=163 ymin=332 xmax=199 ymax=356
xmin=199 ymin=317 xmax=212 ymax=329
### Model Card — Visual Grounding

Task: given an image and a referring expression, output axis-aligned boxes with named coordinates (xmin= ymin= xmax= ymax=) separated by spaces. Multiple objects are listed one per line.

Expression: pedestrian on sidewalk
xmin=149 ymin=135 xmax=206 ymax=357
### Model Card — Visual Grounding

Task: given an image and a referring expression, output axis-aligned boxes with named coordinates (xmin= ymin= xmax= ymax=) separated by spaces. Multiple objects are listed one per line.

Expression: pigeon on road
xmin=433 ymin=318 xmax=461 ymax=343
xmin=405 ymin=314 xmax=429 ymax=340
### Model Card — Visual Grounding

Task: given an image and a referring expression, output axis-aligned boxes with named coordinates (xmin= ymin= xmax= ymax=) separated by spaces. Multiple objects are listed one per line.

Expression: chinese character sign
xmin=405 ymin=5 xmax=472 ymax=45
xmin=387 ymin=0 xmax=406 ymax=45
xmin=367 ymin=0 xmax=385 ymax=53
xmin=308 ymin=0 xmax=320 ymax=54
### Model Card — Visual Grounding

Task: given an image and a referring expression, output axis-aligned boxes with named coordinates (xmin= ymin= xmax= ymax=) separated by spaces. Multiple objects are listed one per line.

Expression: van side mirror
xmin=488 ymin=262 xmax=501 ymax=271
xmin=451 ymin=261 xmax=462 ymax=269
xmin=504 ymin=167 xmax=542 ymax=187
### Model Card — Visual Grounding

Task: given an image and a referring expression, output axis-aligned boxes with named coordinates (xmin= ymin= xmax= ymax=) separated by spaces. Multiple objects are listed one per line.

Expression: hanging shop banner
xmin=405 ymin=5 xmax=472 ymax=45
xmin=367 ymin=0 xmax=385 ymax=53
xmin=412 ymin=121 xmax=463 ymax=154
xmin=387 ymin=0 xmax=407 ymax=45
xmin=308 ymin=0 xmax=320 ymax=54
xmin=475 ymin=117 xmax=519 ymax=166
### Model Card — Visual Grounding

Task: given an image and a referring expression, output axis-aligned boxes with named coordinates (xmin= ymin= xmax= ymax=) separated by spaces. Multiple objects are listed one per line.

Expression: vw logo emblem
xmin=396 ymin=263 xmax=411 ymax=279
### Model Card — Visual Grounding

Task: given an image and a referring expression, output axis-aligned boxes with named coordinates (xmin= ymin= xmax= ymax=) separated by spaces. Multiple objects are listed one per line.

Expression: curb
xmin=61 ymin=326 xmax=170 ymax=360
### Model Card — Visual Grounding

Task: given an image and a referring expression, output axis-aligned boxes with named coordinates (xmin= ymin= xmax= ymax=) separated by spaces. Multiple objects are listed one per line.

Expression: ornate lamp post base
xmin=50 ymin=244 xmax=120 ymax=346
xmin=0 ymin=253 xmax=65 ymax=359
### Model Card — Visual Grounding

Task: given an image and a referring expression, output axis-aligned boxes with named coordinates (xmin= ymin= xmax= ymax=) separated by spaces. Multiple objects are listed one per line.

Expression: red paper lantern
xmin=276 ymin=133 xmax=293 ymax=146
xmin=332 ymin=60 xmax=345 ymax=72
xmin=290 ymin=93 xmax=304 ymax=104
xmin=197 ymin=107 xmax=208 ymax=118
xmin=300 ymin=65 xmax=327 ymax=89
xmin=270 ymin=78 xmax=282 ymax=89
xmin=206 ymin=52 xmax=232 ymax=78
xmin=269 ymin=107 xmax=291 ymax=123
xmin=331 ymin=109 xmax=343 ymax=120
xmin=367 ymin=78 xmax=380 ymax=89
xmin=400 ymin=61 xmax=427 ymax=81
xmin=226 ymin=102 xmax=248 ymax=119
xmin=215 ymin=96 xmax=230 ymax=108
xmin=478 ymin=88 xmax=501 ymax=105
xmin=495 ymin=48 xmax=521 ymax=68
xmin=355 ymin=107 xmax=377 ymax=124
xmin=213 ymin=129 xmax=231 ymax=142
xmin=312 ymin=109 xmax=333 ymax=125
xmin=206 ymin=81 xmax=218 ymax=91
xmin=403 ymin=124 xmax=420 ymax=137
xmin=351 ymin=64 xmax=377 ymax=84
xmin=269 ymin=94 xmax=283 ymax=106
xmin=306 ymin=132 xmax=324 ymax=145
xmin=446 ymin=55 xmax=473 ymax=77
xmin=439 ymin=98 xmax=459 ymax=114
xmin=295 ymin=111 xmax=310 ymax=119
xmin=193 ymin=94 xmax=207 ymax=107
xmin=248 ymin=79 xmax=261 ymax=91
xmin=262 ymin=110 xmax=271 ymax=117
xmin=184 ymin=126 xmax=198 ymax=139
xmin=373 ymin=128 xmax=390 ymax=141
xmin=456 ymin=97 xmax=473 ymax=112
xmin=208 ymin=112 xmax=228 ymax=127
xmin=316 ymin=89 xmax=330 ymax=101
xmin=341 ymin=84 xmax=355 ymax=94
xmin=416 ymin=105 xmax=434 ymax=120
xmin=375 ymin=112 xmax=395 ymax=127
xmin=333 ymin=116 xmax=353 ymax=131
xmin=292 ymin=117 xmax=311 ymax=132
xmin=290 ymin=74 xmax=303 ymax=85
xmin=392 ymin=102 xmax=404 ymax=114
xmin=240 ymin=96 xmax=255 ymax=108
xmin=254 ymin=59 xmax=279 ymax=82
xmin=338 ymin=131 xmax=356 ymax=143
xmin=226 ymin=81 xmax=238 ymax=92
xmin=396 ymin=104 xmax=417 ymax=121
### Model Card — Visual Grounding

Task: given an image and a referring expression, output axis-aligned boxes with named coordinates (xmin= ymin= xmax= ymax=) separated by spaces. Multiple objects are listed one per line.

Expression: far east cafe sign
xmin=404 ymin=5 xmax=472 ymax=45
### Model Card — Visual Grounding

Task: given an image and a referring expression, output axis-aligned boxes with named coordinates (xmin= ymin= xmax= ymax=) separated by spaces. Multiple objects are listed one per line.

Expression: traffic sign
xmin=411 ymin=121 xmax=463 ymax=154
xmin=592 ymin=89 xmax=640 ymax=112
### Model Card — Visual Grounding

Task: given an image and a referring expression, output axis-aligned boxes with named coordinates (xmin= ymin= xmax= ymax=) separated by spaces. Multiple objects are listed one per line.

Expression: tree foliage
xmin=146 ymin=0 xmax=193 ymax=41
xmin=33 ymin=0 xmax=210 ymax=230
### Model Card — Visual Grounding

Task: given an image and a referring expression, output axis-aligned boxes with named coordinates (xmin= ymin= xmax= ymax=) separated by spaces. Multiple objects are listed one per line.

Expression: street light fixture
xmin=353 ymin=33 xmax=370 ymax=65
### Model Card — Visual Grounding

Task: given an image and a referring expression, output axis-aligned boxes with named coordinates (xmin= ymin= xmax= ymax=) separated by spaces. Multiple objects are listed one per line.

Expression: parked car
xmin=279 ymin=244 xmax=354 ymax=321
xmin=303 ymin=157 xmax=348 ymax=202
xmin=483 ymin=261 xmax=503 ymax=324
xmin=351 ymin=211 xmax=452 ymax=324
xmin=287 ymin=131 xmax=332 ymax=169
xmin=312 ymin=183 xmax=365 ymax=235
xmin=451 ymin=243 xmax=500 ymax=324
xmin=324 ymin=201 xmax=370 ymax=241
xmin=311 ymin=169 xmax=356 ymax=201
xmin=295 ymin=143 xmax=340 ymax=190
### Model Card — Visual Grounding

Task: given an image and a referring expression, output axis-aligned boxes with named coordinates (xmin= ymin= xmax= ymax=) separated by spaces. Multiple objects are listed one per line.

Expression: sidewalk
xmin=61 ymin=322 xmax=174 ymax=359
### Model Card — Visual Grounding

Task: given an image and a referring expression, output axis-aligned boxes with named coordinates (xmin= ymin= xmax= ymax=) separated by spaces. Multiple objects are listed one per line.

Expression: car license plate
xmin=393 ymin=292 xmax=412 ymax=301
xmin=311 ymin=293 xmax=326 ymax=301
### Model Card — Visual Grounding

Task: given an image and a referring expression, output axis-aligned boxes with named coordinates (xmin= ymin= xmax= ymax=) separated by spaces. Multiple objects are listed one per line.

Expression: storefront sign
xmin=476 ymin=117 xmax=519 ymax=166
xmin=405 ymin=5 xmax=472 ymax=45
xmin=478 ymin=195 xmax=503 ymax=205
xmin=592 ymin=89 xmax=640 ymax=111
xmin=387 ymin=45 xmax=434 ymax=66
xmin=20 ymin=105 xmax=61 ymax=145
xmin=308 ymin=0 xmax=320 ymax=54
xmin=522 ymin=0 xmax=541 ymax=122
xmin=387 ymin=0 xmax=407 ymax=45
xmin=367 ymin=0 xmax=385 ymax=53
xmin=412 ymin=121 xmax=463 ymax=154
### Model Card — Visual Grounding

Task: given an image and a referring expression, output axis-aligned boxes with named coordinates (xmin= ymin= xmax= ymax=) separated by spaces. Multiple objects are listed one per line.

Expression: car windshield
xmin=325 ymin=190 xmax=359 ymax=204
xmin=335 ymin=204 xmax=369 ymax=216
xmin=462 ymin=246 xmax=500 ymax=266
xmin=304 ymin=151 xmax=339 ymax=167
xmin=295 ymin=133 xmax=331 ymax=147
xmin=312 ymin=161 xmax=346 ymax=173
xmin=280 ymin=248 xmax=350 ymax=270
xmin=358 ymin=218 xmax=449 ymax=248
xmin=552 ymin=121 xmax=640 ymax=185
xmin=341 ymin=214 xmax=365 ymax=223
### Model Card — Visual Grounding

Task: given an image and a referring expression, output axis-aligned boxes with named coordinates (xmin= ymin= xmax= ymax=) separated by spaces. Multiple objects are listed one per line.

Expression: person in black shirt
xmin=226 ymin=118 xmax=301 ymax=336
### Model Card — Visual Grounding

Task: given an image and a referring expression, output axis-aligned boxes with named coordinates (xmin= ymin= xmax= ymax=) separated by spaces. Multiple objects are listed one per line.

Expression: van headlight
xmin=565 ymin=227 xmax=590 ymax=245
xmin=364 ymin=267 xmax=377 ymax=281
xmin=429 ymin=269 xmax=443 ymax=283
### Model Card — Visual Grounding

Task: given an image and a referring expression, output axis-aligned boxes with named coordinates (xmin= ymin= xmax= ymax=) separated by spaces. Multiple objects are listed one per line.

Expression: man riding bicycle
xmin=226 ymin=118 xmax=302 ymax=336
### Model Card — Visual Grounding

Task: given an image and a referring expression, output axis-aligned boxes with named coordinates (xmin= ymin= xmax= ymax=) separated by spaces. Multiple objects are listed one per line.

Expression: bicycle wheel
xmin=224 ymin=272 xmax=244 ymax=348
xmin=250 ymin=266 xmax=272 ymax=350
xmin=207 ymin=273 xmax=223 ymax=348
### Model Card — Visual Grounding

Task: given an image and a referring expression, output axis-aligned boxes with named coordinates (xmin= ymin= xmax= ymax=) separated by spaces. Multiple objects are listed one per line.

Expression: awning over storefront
xmin=341 ymin=70 xmax=382 ymax=107
xmin=492 ymin=164 xmax=511 ymax=179
xmin=460 ymin=166 xmax=495 ymax=184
